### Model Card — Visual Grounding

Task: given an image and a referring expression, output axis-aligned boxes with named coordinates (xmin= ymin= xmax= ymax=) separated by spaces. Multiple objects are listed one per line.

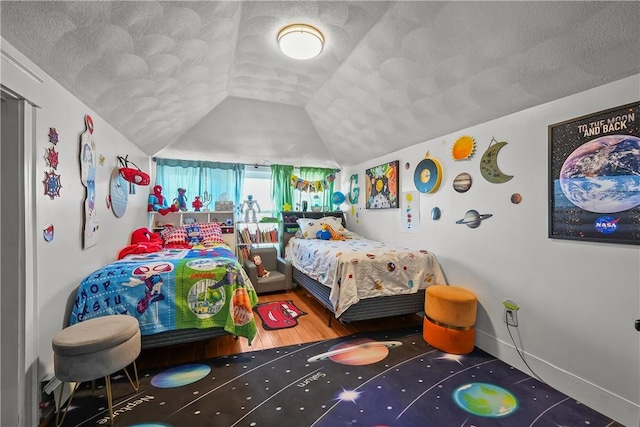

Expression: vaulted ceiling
xmin=1 ymin=1 xmax=638 ymax=168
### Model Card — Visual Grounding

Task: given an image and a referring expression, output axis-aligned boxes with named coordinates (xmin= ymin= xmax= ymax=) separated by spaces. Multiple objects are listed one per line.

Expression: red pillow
xmin=160 ymin=225 xmax=188 ymax=245
xmin=160 ymin=223 xmax=224 ymax=246
xmin=198 ymin=222 xmax=224 ymax=244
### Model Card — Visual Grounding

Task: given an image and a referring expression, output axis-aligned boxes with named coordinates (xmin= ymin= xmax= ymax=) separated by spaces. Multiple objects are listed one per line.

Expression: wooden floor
xmin=137 ymin=286 xmax=423 ymax=370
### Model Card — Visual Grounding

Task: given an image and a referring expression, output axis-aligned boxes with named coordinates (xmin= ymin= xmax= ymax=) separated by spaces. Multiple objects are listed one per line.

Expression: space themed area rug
xmin=253 ymin=300 xmax=307 ymax=330
xmin=57 ymin=327 xmax=620 ymax=427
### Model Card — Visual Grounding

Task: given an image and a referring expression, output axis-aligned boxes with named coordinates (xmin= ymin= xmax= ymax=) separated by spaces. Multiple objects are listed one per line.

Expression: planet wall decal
xmin=453 ymin=172 xmax=472 ymax=193
xmin=480 ymin=138 xmax=513 ymax=183
xmin=456 ymin=210 xmax=492 ymax=228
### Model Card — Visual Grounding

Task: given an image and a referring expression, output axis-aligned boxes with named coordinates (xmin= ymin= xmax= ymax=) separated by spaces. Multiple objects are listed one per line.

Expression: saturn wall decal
xmin=456 ymin=209 xmax=493 ymax=228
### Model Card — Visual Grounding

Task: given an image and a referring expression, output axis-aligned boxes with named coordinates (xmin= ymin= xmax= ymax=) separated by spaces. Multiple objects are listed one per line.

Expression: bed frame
xmin=65 ymin=286 xmax=234 ymax=350
xmin=293 ymin=266 xmax=426 ymax=325
xmin=140 ymin=328 xmax=232 ymax=349
xmin=283 ymin=210 xmax=426 ymax=325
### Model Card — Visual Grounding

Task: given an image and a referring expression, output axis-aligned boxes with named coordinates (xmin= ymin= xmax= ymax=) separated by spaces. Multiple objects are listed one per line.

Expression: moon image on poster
xmin=559 ymin=134 xmax=640 ymax=213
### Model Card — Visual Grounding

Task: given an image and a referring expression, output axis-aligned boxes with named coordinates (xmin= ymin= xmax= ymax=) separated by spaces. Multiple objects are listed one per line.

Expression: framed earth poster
xmin=548 ymin=101 xmax=640 ymax=245
xmin=365 ymin=160 xmax=399 ymax=209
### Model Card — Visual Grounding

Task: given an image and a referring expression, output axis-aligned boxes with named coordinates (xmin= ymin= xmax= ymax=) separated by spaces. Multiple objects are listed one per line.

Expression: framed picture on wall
xmin=548 ymin=101 xmax=640 ymax=245
xmin=365 ymin=160 xmax=399 ymax=209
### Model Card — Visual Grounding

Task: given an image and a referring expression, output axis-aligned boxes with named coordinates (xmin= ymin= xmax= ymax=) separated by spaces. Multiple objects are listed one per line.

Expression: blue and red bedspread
xmin=70 ymin=245 xmax=258 ymax=344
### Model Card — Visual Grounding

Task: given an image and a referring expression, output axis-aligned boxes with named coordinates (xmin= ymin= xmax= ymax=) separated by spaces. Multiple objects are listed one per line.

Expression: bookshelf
xmin=235 ymin=221 xmax=280 ymax=263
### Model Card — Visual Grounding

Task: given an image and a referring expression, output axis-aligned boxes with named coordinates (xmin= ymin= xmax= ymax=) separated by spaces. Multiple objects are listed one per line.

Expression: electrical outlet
xmin=502 ymin=299 xmax=519 ymax=327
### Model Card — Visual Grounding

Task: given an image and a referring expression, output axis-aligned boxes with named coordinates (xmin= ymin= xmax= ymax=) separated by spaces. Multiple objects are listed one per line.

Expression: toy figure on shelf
xmin=253 ymin=254 xmax=270 ymax=277
xmin=174 ymin=188 xmax=188 ymax=212
xmin=241 ymin=195 xmax=261 ymax=222
xmin=192 ymin=196 xmax=203 ymax=212
xmin=148 ymin=185 xmax=178 ymax=215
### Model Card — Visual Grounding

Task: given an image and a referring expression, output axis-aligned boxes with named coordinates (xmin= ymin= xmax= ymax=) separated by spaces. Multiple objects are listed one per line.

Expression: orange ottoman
xmin=423 ymin=285 xmax=477 ymax=354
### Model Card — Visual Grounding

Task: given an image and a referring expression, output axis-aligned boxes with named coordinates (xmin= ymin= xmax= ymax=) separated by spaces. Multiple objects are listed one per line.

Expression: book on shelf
xmin=238 ymin=245 xmax=251 ymax=263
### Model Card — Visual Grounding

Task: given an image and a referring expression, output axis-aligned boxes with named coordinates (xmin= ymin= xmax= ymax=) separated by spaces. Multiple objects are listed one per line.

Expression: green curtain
xmin=300 ymin=166 xmax=336 ymax=211
xmin=270 ymin=164 xmax=294 ymax=218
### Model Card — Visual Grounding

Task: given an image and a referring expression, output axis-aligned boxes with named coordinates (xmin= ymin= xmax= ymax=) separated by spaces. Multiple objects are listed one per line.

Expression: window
xmin=240 ymin=166 xmax=273 ymax=220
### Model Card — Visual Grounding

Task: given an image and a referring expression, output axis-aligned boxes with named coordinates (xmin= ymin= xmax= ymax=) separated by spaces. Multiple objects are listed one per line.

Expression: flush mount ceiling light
xmin=277 ymin=24 xmax=324 ymax=60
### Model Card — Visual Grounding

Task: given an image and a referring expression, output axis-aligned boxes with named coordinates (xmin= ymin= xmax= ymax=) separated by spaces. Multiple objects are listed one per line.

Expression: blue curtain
xmin=155 ymin=159 xmax=245 ymax=210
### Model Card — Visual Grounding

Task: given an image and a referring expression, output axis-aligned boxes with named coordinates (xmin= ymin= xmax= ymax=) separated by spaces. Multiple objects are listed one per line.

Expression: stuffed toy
xmin=117 ymin=227 xmax=163 ymax=259
xmin=316 ymin=229 xmax=331 ymax=240
xmin=321 ymin=223 xmax=345 ymax=240
xmin=253 ymin=255 xmax=270 ymax=277
xmin=174 ymin=188 xmax=188 ymax=212
xmin=185 ymin=224 xmax=202 ymax=247
xmin=148 ymin=185 xmax=177 ymax=215
xmin=192 ymin=196 xmax=203 ymax=212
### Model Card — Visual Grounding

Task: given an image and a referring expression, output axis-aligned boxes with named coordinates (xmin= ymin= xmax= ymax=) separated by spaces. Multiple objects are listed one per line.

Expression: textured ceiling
xmin=1 ymin=1 xmax=639 ymax=168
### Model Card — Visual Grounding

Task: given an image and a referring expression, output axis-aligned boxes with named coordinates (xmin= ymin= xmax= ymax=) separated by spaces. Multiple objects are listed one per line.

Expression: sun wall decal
xmin=451 ymin=135 xmax=476 ymax=160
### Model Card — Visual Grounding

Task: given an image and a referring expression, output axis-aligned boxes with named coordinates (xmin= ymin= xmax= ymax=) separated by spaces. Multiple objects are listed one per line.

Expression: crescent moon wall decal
xmin=480 ymin=139 xmax=513 ymax=183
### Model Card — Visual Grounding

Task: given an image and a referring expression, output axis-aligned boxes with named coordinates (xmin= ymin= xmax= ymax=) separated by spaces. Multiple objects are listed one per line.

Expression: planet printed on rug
xmin=453 ymin=382 xmax=518 ymax=417
xmin=151 ymin=364 xmax=211 ymax=388
xmin=307 ymin=338 xmax=402 ymax=365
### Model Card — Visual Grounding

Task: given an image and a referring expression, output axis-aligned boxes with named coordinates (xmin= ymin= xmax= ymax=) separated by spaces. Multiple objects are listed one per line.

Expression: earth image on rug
xmin=253 ymin=300 xmax=306 ymax=330
xmin=58 ymin=327 xmax=619 ymax=427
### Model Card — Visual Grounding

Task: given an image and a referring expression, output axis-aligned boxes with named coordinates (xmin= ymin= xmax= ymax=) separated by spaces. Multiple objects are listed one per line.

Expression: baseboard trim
xmin=475 ymin=328 xmax=639 ymax=426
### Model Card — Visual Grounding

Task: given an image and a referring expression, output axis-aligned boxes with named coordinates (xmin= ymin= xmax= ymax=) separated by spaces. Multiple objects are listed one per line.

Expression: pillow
xmin=319 ymin=216 xmax=347 ymax=233
xmin=198 ymin=222 xmax=224 ymax=244
xmin=297 ymin=216 xmax=347 ymax=239
xmin=160 ymin=225 xmax=188 ymax=245
xmin=160 ymin=222 xmax=224 ymax=246
xmin=297 ymin=218 xmax=324 ymax=239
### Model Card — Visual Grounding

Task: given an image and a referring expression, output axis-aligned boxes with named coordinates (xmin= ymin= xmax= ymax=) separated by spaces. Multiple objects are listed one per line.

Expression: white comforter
xmin=285 ymin=234 xmax=446 ymax=318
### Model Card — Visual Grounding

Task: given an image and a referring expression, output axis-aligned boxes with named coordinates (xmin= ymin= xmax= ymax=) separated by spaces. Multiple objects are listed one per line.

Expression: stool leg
xmin=123 ymin=361 xmax=140 ymax=392
xmin=55 ymin=382 xmax=78 ymax=427
xmin=105 ymin=375 xmax=114 ymax=426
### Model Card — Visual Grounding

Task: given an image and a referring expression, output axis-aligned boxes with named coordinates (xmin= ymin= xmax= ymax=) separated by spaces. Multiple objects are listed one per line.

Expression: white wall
xmin=341 ymin=75 xmax=640 ymax=426
xmin=1 ymin=38 xmax=150 ymax=390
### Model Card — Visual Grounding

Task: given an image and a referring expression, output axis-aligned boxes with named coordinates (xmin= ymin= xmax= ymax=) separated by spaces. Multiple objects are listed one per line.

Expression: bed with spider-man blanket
xmin=69 ymin=244 xmax=258 ymax=348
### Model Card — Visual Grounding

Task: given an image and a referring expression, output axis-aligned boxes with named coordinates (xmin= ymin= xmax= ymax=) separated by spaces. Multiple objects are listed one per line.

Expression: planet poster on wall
xmin=549 ymin=101 xmax=640 ymax=245
xmin=401 ymin=191 xmax=420 ymax=233
xmin=365 ymin=160 xmax=399 ymax=209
